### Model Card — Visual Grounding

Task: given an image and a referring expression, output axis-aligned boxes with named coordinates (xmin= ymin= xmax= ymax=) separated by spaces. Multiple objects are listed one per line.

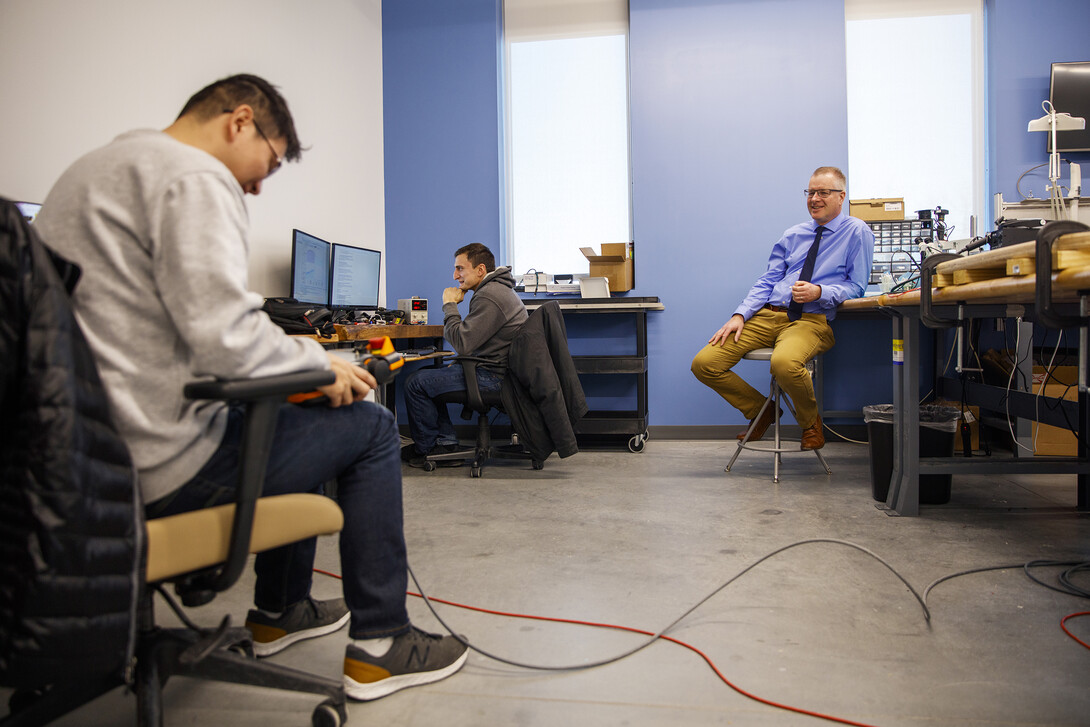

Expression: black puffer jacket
xmin=0 ymin=198 xmax=141 ymax=688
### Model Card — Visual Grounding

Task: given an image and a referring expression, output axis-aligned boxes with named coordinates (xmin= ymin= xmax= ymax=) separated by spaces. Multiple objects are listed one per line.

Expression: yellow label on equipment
xmin=892 ymin=339 xmax=904 ymax=365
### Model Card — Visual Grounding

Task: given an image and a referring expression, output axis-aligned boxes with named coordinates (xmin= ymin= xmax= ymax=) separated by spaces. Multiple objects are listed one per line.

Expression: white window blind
xmin=503 ymin=0 xmax=632 ymax=280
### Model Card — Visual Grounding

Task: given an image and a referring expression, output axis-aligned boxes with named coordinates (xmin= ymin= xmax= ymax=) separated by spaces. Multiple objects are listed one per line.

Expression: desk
xmin=304 ymin=324 xmax=449 ymax=412
xmin=333 ymin=323 xmax=444 ymax=345
xmin=293 ymin=324 xmax=445 ymax=348
xmin=523 ymin=296 xmax=664 ymax=452
xmin=841 ymin=232 xmax=1090 ymax=516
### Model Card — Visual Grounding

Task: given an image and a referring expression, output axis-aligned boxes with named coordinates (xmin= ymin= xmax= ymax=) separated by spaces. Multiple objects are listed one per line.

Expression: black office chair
xmin=0 ymin=199 xmax=349 ymax=726
xmin=423 ymin=301 xmax=586 ymax=477
xmin=423 ymin=357 xmax=544 ymax=477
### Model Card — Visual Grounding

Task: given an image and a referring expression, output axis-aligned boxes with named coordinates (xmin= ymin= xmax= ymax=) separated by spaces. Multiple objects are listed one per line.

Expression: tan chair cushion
xmin=145 ymin=493 xmax=344 ymax=583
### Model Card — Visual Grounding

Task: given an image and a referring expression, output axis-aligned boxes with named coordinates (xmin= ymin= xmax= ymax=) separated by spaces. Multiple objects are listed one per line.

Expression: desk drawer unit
xmin=867 ymin=219 xmax=935 ymax=286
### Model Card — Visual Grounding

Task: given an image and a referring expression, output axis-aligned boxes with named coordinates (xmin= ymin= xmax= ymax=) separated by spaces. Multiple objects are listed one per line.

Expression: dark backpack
xmin=262 ymin=298 xmax=336 ymax=338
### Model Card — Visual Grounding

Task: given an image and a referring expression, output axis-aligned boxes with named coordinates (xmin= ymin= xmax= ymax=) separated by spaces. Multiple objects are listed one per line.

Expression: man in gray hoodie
xmin=402 ymin=242 xmax=528 ymax=465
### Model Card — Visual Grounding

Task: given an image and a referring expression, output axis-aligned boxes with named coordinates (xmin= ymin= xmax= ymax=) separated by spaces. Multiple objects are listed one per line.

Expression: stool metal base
xmin=725 ymin=361 xmax=831 ymax=483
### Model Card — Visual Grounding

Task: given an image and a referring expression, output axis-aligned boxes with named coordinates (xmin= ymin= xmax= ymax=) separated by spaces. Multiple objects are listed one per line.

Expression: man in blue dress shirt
xmin=691 ymin=166 xmax=874 ymax=450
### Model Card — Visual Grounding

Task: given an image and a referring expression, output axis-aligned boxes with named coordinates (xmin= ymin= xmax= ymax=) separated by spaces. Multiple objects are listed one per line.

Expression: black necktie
xmin=787 ymin=225 xmax=826 ymax=322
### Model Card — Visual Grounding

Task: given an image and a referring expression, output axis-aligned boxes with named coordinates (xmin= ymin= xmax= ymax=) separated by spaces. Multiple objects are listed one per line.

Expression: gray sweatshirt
xmin=35 ymin=129 xmax=329 ymax=503
xmin=443 ymin=266 xmax=528 ymax=371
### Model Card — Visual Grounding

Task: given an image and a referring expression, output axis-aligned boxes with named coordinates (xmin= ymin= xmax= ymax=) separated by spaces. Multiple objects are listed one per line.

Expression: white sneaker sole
xmin=252 ymin=611 xmax=350 ymax=657
xmin=343 ymin=649 xmax=468 ymax=701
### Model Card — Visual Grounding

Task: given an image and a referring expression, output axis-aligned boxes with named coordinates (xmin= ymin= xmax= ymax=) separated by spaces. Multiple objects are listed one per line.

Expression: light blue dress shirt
xmin=734 ymin=210 xmax=874 ymax=322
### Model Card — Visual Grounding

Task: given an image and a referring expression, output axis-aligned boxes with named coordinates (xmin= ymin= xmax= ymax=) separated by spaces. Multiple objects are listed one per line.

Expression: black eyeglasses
xmin=251 ymin=119 xmax=283 ymax=177
xmin=223 ymin=108 xmax=282 ymax=177
xmin=804 ymin=189 xmax=843 ymax=199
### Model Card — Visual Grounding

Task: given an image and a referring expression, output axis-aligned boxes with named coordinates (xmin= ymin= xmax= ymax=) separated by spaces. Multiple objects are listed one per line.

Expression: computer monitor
xmin=290 ymin=229 xmax=331 ymax=306
xmin=1048 ymin=61 xmax=1090 ymax=153
xmin=14 ymin=201 xmax=42 ymax=224
xmin=330 ymin=243 xmax=382 ymax=309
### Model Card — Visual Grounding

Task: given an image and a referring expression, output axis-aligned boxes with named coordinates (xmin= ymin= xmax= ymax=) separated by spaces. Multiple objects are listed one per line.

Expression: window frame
xmin=501 ymin=0 xmax=634 ymax=279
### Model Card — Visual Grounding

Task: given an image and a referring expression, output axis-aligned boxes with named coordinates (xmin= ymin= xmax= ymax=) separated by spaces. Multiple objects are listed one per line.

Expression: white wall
xmin=0 ymin=0 xmax=385 ymax=300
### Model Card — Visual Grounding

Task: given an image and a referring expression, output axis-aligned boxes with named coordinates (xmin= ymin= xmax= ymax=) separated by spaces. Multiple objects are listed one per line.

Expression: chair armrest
xmin=174 ymin=368 xmax=334 ymax=604
xmin=184 ymin=369 xmax=335 ymax=402
xmin=449 ymin=356 xmax=493 ymax=414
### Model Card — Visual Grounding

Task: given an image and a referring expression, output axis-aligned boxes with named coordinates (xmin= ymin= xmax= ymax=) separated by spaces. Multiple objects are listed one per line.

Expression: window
xmin=845 ymin=0 xmax=985 ymax=242
xmin=503 ymin=0 xmax=632 ymax=279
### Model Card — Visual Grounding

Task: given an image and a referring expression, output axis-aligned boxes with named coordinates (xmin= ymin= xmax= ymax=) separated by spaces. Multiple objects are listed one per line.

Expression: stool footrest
xmin=724 ymin=353 xmax=827 ymax=481
xmin=737 ymin=440 xmax=804 ymax=454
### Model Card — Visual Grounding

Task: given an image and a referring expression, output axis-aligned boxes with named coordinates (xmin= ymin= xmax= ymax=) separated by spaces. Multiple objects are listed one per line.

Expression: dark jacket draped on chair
xmin=500 ymin=301 xmax=588 ymax=461
xmin=0 ymin=198 xmax=140 ymax=689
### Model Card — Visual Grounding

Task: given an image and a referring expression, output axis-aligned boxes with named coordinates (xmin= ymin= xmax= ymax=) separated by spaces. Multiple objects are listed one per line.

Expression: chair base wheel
xmin=312 ymin=699 xmax=347 ymax=727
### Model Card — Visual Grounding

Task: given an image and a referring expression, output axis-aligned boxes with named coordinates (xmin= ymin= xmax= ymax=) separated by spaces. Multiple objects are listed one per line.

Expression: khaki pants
xmin=691 ymin=308 xmax=835 ymax=428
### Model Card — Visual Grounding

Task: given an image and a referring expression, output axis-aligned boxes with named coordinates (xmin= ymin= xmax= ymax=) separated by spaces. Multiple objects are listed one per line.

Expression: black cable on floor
xmin=923 ymin=559 xmax=1090 ymax=605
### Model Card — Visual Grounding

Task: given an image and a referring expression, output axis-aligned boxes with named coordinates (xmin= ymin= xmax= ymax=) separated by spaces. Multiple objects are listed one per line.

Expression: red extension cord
xmin=312 ymin=569 xmax=1090 ymax=724
xmin=313 ymin=568 xmax=883 ymax=726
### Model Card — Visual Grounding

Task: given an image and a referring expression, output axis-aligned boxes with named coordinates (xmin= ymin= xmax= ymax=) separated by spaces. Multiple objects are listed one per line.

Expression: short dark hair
xmin=178 ymin=74 xmax=303 ymax=162
xmin=455 ymin=242 xmax=495 ymax=272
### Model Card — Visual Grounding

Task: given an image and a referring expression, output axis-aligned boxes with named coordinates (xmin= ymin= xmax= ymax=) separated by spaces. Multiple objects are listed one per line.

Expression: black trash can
xmin=863 ymin=404 xmax=959 ymax=505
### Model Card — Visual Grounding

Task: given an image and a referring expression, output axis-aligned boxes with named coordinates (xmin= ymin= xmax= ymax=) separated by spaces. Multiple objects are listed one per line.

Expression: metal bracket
xmin=919 ymin=252 xmax=961 ymax=329
xmin=1035 ymin=220 xmax=1090 ymax=330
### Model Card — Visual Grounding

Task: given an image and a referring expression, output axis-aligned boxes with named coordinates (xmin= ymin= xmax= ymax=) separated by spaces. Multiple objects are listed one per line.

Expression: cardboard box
xmin=1032 ymin=365 xmax=1078 ymax=388
xmin=580 ymin=243 xmax=633 ymax=293
xmin=849 ymin=198 xmax=905 ymax=221
xmin=1032 ymin=383 xmax=1078 ymax=456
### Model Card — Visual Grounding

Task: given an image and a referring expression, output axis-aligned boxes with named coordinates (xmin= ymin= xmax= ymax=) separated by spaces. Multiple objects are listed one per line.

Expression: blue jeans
xmin=403 ymin=363 xmax=503 ymax=453
xmin=146 ymin=400 xmax=410 ymax=640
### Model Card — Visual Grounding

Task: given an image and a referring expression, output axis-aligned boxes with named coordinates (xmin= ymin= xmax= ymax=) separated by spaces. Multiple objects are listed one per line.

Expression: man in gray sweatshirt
xmin=402 ymin=242 xmax=528 ymax=465
xmin=34 ymin=74 xmax=465 ymax=701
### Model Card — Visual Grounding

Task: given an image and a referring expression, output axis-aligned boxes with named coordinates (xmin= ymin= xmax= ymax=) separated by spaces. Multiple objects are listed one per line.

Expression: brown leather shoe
xmin=737 ymin=405 xmax=780 ymax=441
xmin=800 ymin=414 xmax=825 ymax=450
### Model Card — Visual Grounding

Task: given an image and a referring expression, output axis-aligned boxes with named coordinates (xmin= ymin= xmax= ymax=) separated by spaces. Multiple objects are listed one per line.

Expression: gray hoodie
xmin=443 ymin=266 xmax=528 ymax=371
xmin=35 ymin=129 xmax=329 ymax=502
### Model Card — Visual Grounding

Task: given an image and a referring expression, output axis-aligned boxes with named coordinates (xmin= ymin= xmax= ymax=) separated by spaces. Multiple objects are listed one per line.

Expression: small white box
xmin=579 ymin=277 xmax=611 ymax=298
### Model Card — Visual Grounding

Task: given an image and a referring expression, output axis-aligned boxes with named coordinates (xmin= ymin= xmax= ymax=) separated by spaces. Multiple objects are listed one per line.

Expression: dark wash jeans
xmin=146 ymin=399 xmax=410 ymax=640
xmin=403 ymin=363 xmax=503 ymax=453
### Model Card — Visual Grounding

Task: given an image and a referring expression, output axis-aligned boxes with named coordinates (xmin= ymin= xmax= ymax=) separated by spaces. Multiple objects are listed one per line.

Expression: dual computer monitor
xmin=290 ymin=229 xmax=381 ymax=309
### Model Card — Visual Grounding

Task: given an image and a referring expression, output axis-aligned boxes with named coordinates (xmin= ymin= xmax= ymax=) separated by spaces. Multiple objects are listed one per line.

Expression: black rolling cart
xmin=523 ymin=297 xmax=664 ymax=452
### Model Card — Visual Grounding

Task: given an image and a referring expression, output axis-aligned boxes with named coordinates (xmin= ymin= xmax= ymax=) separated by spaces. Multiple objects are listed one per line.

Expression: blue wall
xmin=987 ymin=0 xmax=1090 ymax=206
xmin=629 ymin=0 xmax=851 ymax=425
xmin=383 ymin=0 xmax=503 ymax=308
xmin=382 ymin=0 xmax=1090 ymax=429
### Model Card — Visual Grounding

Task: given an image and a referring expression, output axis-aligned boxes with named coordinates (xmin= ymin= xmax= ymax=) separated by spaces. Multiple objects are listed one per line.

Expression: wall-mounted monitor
xmin=1048 ymin=61 xmax=1090 ymax=153
xmin=290 ymin=229 xmax=331 ymax=306
xmin=330 ymin=243 xmax=381 ymax=309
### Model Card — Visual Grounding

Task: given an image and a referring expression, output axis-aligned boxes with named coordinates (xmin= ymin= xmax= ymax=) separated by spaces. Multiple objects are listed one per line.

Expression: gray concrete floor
xmin=6 ymin=440 xmax=1090 ymax=726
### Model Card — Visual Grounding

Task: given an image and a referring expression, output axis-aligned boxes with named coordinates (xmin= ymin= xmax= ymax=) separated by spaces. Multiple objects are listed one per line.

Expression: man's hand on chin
xmin=443 ymin=287 xmax=465 ymax=304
